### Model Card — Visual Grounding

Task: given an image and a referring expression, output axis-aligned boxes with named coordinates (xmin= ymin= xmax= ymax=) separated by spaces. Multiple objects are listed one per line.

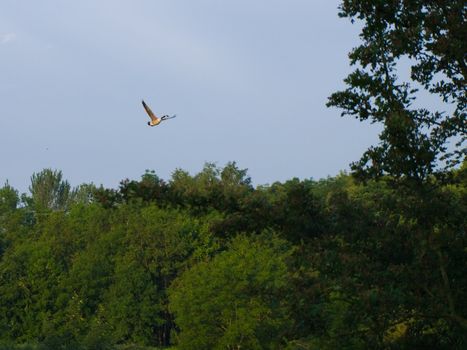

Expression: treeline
xmin=0 ymin=163 xmax=466 ymax=349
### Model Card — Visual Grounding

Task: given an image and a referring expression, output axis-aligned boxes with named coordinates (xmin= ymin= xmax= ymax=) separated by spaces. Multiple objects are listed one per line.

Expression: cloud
xmin=0 ymin=32 xmax=16 ymax=44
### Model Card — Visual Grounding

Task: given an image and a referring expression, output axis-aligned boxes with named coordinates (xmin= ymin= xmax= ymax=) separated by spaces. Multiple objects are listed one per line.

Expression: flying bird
xmin=142 ymin=100 xmax=176 ymax=127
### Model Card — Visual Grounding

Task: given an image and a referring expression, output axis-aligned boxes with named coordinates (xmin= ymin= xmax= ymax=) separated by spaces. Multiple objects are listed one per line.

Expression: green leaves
xmin=29 ymin=169 xmax=73 ymax=212
xmin=329 ymin=0 xmax=467 ymax=181
xmin=1 ymin=163 xmax=466 ymax=348
xmin=169 ymin=233 xmax=293 ymax=350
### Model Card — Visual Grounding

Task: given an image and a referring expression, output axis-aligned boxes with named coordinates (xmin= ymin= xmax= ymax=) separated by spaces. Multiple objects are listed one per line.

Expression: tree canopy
xmin=0 ymin=161 xmax=465 ymax=349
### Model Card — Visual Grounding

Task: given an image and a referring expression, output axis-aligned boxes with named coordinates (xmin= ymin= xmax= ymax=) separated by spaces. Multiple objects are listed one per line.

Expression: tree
xmin=99 ymin=205 xmax=206 ymax=346
xmin=169 ymin=233 xmax=293 ymax=350
xmin=327 ymin=0 xmax=466 ymax=182
xmin=118 ymin=170 xmax=168 ymax=205
xmin=71 ymin=183 xmax=98 ymax=205
xmin=326 ymin=3 xmax=467 ymax=343
xmin=0 ymin=182 xmax=18 ymax=214
xmin=0 ymin=181 xmax=19 ymax=239
xmin=268 ymin=178 xmax=325 ymax=242
xmin=29 ymin=169 xmax=73 ymax=211
xmin=0 ymin=182 xmax=24 ymax=257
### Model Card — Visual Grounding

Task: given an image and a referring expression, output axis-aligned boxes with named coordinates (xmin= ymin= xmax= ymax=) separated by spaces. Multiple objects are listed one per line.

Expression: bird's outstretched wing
xmin=142 ymin=100 xmax=158 ymax=121
xmin=161 ymin=114 xmax=177 ymax=120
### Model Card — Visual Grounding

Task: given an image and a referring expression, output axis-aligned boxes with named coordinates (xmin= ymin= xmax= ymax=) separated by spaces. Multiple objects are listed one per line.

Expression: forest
xmin=0 ymin=163 xmax=466 ymax=350
xmin=1 ymin=1 xmax=466 ymax=349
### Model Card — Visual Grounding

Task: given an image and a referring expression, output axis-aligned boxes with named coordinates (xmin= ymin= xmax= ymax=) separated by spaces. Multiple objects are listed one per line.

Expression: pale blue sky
xmin=1 ymin=0 xmax=381 ymax=192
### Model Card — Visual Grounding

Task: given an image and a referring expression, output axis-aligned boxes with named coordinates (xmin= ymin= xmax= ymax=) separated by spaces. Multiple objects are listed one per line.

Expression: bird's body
xmin=142 ymin=100 xmax=176 ymax=127
xmin=149 ymin=118 xmax=162 ymax=127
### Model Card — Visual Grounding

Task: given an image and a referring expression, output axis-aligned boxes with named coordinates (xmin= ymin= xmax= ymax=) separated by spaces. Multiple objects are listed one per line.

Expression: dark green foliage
xmin=169 ymin=233 xmax=293 ymax=349
xmin=118 ymin=171 xmax=169 ymax=206
xmin=323 ymin=1 xmax=467 ymax=347
xmin=327 ymin=0 xmax=466 ymax=182
xmin=1 ymin=165 xmax=465 ymax=349
xmin=0 ymin=182 xmax=20 ymax=256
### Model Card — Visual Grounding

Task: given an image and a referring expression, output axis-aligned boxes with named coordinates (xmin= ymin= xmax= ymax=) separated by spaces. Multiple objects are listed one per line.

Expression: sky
xmin=0 ymin=0 xmax=382 ymax=193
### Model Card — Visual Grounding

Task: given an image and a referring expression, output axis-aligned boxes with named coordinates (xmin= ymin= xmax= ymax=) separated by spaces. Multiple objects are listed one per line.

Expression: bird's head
xmin=147 ymin=121 xmax=151 ymax=126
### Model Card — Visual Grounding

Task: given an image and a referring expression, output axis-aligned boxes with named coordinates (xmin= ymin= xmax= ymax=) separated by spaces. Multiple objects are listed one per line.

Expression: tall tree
xmin=327 ymin=0 xmax=466 ymax=182
xmin=29 ymin=169 xmax=73 ymax=211
xmin=325 ymin=1 xmax=467 ymax=346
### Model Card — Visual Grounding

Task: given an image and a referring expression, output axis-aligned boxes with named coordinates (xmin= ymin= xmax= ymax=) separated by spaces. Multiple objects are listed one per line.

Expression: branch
xmin=411 ymin=115 xmax=467 ymax=135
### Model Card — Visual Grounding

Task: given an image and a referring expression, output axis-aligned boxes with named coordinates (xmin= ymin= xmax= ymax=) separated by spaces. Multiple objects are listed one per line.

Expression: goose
xmin=142 ymin=100 xmax=176 ymax=127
